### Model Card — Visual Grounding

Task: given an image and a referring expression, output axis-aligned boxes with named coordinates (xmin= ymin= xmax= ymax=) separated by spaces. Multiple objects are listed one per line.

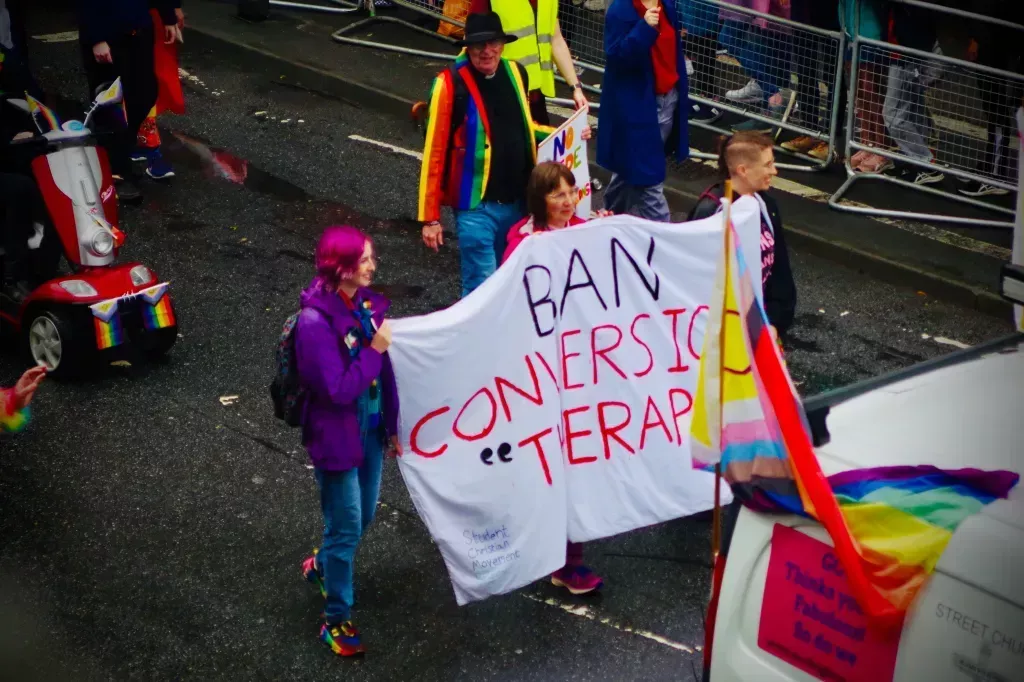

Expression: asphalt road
xmin=0 ymin=22 xmax=1014 ymax=682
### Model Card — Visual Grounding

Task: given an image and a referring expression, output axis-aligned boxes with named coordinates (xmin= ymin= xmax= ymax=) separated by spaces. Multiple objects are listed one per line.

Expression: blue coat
xmin=597 ymin=0 xmax=689 ymax=187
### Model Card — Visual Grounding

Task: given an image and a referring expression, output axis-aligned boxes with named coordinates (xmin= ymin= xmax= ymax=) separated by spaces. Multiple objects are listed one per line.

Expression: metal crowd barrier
xmin=558 ymin=0 xmax=845 ymax=171
xmin=829 ymin=0 xmax=1024 ymax=229
xmin=678 ymin=0 xmax=845 ymax=172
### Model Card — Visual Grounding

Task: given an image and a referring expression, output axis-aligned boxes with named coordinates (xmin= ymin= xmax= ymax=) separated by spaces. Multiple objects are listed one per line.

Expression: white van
xmin=703 ymin=328 xmax=1024 ymax=682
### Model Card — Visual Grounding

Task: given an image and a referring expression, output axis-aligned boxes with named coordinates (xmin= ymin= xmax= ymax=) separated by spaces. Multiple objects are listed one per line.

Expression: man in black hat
xmin=418 ymin=12 xmax=587 ymax=298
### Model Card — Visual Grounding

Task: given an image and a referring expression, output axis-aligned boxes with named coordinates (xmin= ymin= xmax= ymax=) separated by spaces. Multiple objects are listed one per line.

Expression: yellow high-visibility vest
xmin=493 ymin=0 xmax=557 ymax=98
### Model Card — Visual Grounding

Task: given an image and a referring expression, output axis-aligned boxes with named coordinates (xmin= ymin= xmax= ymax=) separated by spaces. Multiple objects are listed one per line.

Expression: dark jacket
xmin=597 ymin=0 xmax=689 ymax=187
xmin=687 ymin=184 xmax=797 ymax=336
xmin=0 ymin=46 xmax=45 ymax=169
xmin=295 ymin=284 xmax=400 ymax=472
xmin=77 ymin=0 xmax=176 ymax=47
xmin=888 ymin=2 xmax=936 ymax=53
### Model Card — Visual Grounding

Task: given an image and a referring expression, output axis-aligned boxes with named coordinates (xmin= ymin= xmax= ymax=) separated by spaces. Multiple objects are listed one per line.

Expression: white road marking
xmin=348 ymin=134 xmax=424 ymax=160
xmin=31 ymin=31 xmax=79 ymax=43
xmin=521 ymin=593 xmax=699 ymax=654
xmin=933 ymin=336 xmax=971 ymax=349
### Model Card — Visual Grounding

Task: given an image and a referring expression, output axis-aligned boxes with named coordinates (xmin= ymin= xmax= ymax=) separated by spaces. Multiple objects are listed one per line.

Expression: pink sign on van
xmin=758 ymin=524 xmax=899 ymax=682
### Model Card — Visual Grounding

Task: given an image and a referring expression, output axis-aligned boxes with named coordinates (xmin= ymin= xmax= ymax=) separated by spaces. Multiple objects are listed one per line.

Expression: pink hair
xmin=313 ymin=225 xmax=373 ymax=291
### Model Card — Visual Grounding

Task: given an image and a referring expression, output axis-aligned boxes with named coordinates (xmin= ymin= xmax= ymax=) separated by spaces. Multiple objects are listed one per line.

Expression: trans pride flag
xmin=689 ymin=207 xmax=1019 ymax=626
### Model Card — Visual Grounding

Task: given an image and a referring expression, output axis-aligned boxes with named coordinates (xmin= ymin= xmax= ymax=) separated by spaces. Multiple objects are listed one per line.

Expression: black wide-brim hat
xmin=456 ymin=12 xmax=519 ymax=47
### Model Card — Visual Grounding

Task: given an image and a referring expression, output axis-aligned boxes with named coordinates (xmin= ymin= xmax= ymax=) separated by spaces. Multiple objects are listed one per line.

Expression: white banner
xmin=390 ymin=201 xmax=764 ymax=605
xmin=538 ymin=107 xmax=592 ymax=219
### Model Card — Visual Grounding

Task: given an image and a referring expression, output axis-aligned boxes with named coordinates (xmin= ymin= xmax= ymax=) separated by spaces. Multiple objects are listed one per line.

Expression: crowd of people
xmin=678 ymin=0 xmax=1023 ymax=195
xmin=286 ymin=7 xmax=798 ymax=657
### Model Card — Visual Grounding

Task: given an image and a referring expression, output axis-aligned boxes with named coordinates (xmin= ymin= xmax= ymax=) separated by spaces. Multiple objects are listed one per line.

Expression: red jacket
xmin=501 ymin=214 xmax=588 ymax=264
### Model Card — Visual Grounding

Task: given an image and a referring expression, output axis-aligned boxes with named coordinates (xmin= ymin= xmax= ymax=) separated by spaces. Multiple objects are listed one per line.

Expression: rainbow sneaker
xmin=551 ymin=565 xmax=604 ymax=595
xmin=302 ymin=550 xmax=326 ymax=598
xmin=320 ymin=621 xmax=366 ymax=657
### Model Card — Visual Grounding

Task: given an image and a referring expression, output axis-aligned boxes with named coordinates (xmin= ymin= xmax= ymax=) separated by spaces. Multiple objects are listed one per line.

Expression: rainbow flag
xmin=90 ymin=299 xmax=124 ymax=350
xmin=26 ymin=94 xmax=61 ymax=133
xmin=690 ymin=213 xmax=1019 ymax=626
xmin=0 ymin=388 xmax=30 ymax=433
xmin=140 ymin=284 xmax=176 ymax=330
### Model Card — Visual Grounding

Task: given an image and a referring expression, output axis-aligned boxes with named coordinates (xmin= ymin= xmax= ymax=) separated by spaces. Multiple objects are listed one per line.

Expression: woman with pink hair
xmin=294 ymin=226 xmax=400 ymax=657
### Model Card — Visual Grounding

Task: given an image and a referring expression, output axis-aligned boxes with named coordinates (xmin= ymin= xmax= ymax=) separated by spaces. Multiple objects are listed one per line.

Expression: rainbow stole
xmin=90 ymin=299 xmax=124 ymax=350
xmin=140 ymin=283 xmax=176 ymax=330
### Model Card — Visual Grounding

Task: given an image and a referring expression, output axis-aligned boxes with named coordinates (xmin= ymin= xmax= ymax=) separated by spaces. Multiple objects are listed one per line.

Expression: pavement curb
xmin=188 ymin=20 xmax=1011 ymax=319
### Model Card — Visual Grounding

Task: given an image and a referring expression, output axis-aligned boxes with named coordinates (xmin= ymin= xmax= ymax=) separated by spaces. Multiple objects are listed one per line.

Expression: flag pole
xmin=712 ymin=180 xmax=734 ymax=562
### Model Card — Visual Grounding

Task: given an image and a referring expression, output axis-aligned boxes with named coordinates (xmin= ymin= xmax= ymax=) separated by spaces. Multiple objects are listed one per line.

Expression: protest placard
xmin=537 ymin=107 xmax=592 ymax=219
xmin=389 ymin=201 xmax=763 ymax=604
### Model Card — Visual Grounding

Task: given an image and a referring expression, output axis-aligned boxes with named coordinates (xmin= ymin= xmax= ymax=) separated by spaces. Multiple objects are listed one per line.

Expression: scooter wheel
xmin=24 ymin=308 xmax=87 ymax=378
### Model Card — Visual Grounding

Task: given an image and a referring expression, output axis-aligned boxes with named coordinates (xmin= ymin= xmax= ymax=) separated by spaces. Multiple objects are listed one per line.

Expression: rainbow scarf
xmin=0 ymin=388 xmax=30 ymax=433
xmin=141 ymin=284 xmax=176 ymax=330
xmin=417 ymin=54 xmax=553 ymax=222
xmin=690 ymin=213 xmax=1019 ymax=626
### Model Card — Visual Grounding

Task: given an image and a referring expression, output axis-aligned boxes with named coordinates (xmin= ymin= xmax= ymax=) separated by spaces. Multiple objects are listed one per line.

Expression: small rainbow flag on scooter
xmin=26 ymin=94 xmax=61 ymax=134
xmin=90 ymin=299 xmax=124 ymax=350
xmin=140 ymin=283 xmax=176 ymax=330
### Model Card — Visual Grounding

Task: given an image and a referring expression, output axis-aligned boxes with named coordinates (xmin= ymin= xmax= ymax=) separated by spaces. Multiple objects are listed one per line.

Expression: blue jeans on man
xmin=455 ymin=200 xmax=524 ymax=297
xmin=315 ymin=415 xmax=385 ymax=625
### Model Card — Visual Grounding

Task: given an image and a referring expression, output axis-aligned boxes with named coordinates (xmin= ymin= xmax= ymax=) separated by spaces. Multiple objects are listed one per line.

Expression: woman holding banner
xmin=295 ymin=226 xmax=401 ymax=656
xmin=502 ymin=161 xmax=612 ymax=262
xmin=501 ymin=162 xmax=608 ymax=595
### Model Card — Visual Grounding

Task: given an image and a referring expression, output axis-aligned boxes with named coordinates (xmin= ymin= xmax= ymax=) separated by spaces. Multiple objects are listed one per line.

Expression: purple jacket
xmin=295 ymin=284 xmax=400 ymax=472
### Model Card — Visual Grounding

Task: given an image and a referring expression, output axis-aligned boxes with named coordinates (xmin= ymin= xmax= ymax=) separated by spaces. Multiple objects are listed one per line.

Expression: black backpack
xmin=269 ymin=311 xmax=305 ymax=427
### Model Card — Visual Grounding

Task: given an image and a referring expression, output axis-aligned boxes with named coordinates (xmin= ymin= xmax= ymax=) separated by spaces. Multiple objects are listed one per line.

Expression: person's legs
xmin=551 ymin=541 xmax=603 ymax=594
xmin=882 ymin=63 xmax=931 ymax=162
xmin=488 ymin=201 xmax=524 ymax=268
xmin=113 ymin=25 xmax=157 ymax=157
xmin=455 ymin=203 xmax=504 ymax=297
xmin=0 ymin=173 xmax=40 ymax=287
xmin=357 ymin=432 xmax=385 ymax=534
xmin=315 ymin=468 xmax=362 ymax=626
xmin=603 ymin=174 xmax=628 ymax=213
xmin=80 ymin=37 xmax=133 ymax=179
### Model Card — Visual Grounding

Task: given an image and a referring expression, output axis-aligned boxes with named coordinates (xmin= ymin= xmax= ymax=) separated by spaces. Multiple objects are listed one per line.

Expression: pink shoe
xmin=850 ymin=150 xmax=869 ymax=168
xmin=551 ymin=565 xmax=604 ymax=595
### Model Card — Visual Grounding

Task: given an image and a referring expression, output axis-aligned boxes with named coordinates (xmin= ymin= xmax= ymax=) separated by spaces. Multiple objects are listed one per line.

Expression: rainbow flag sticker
xmin=140 ymin=284 xmax=176 ymax=331
xmin=90 ymin=299 xmax=124 ymax=350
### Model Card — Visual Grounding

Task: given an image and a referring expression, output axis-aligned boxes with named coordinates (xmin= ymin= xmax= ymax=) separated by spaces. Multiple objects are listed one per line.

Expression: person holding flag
xmin=132 ymin=0 xmax=186 ymax=181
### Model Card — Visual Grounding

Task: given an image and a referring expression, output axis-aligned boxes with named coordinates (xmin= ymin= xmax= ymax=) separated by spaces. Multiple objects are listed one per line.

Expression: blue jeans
xmin=719 ymin=20 xmax=791 ymax=105
xmin=455 ymin=200 xmax=524 ymax=298
xmin=315 ymin=411 xmax=385 ymax=624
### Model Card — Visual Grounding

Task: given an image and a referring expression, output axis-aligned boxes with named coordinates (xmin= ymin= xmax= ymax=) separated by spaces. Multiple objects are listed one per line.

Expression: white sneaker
xmin=582 ymin=0 xmax=605 ymax=10
xmin=685 ymin=57 xmax=694 ymax=77
xmin=726 ymin=79 xmax=763 ymax=104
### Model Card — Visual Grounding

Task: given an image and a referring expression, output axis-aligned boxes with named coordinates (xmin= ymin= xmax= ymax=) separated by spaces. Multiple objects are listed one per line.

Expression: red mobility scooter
xmin=0 ymin=80 xmax=178 ymax=377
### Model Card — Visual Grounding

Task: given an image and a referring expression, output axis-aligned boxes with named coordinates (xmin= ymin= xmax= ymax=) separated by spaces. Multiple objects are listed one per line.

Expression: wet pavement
xmin=0 ymin=12 xmax=1016 ymax=682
